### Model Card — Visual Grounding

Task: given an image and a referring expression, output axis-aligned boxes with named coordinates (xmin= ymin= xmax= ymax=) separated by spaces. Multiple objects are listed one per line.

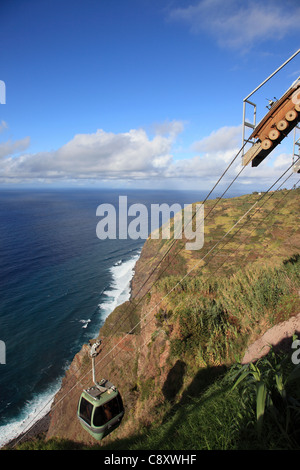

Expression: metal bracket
xmin=242 ymin=99 xmax=257 ymax=155
xmin=89 ymin=339 xmax=102 ymax=357
xmin=88 ymin=339 xmax=102 ymax=386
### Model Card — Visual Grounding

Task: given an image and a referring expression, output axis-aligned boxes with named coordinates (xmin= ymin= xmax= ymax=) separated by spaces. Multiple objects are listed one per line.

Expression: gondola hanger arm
xmin=89 ymin=339 xmax=102 ymax=358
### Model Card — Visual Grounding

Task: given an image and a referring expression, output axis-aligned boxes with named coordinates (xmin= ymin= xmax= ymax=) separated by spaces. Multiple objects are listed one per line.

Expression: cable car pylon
xmin=242 ymin=49 xmax=300 ymax=169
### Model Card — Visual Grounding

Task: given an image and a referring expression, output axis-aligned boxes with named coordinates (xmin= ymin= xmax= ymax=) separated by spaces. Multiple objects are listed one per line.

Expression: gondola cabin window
xmin=79 ymin=397 xmax=93 ymax=426
xmin=93 ymin=395 xmax=123 ymax=427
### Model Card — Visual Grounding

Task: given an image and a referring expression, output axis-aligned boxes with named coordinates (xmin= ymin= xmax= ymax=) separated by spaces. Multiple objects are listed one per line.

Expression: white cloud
xmin=168 ymin=0 xmax=300 ymax=51
xmin=0 ymin=123 xmax=181 ymax=181
xmin=0 ymin=122 xmax=240 ymax=184
xmin=0 ymin=136 xmax=30 ymax=159
xmin=192 ymin=125 xmax=242 ymax=154
xmin=1 ymin=123 xmax=296 ymax=190
xmin=273 ymin=152 xmax=293 ymax=169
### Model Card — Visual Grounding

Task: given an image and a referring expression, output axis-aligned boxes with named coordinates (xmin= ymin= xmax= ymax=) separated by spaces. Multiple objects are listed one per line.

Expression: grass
xmin=11 ymin=346 xmax=300 ymax=451
xmin=8 ymin=255 xmax=300 ymax=451
xmin=6 ymin=190 xmax=300 ymax=451
xmin=21 ymin=358 xmax=298 ymax=450
xmin=100 ymin=349 xmax=300 ymax=451
xmin=156 ymin=255 xmax=300 ymax=367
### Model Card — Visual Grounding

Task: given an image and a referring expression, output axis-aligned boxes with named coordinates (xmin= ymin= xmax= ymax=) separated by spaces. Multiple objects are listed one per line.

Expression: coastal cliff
xmin=45 ymin=189 xmax=300 ymax=447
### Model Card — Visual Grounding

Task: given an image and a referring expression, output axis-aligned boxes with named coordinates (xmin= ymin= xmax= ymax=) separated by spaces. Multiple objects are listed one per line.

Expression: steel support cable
xmin=12 ymin=158 xmax=297 ymax=448
xmin=94 ymin=179 xmax=300 ymax=381
xmin=96 ymin=178 xmax=300 ymax=380
xmin=132 ymin=154 xmax=300 ymax=299
xmin=92 ymin=159 xmax=300 ymax=372
xmin=78 ymin=177 xmax=299 ymax=396
xmin=210 ymin=178 xmax=300 ymax=277
xmin=193 ymin=171 xmax=299 ymax=277
xmin=96 ymin=141 xmax=291 ymax=360
xmin=96 ymin=143 xmax=248 ymax=357
xmin=21 ymin=196 xmax=258 ymax=445
xmin=157 ymin=158 xmax=300 ymax=288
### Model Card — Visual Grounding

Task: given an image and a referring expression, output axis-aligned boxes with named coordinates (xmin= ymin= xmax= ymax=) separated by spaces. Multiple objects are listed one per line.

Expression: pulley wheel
xmin=261 ymin=139 xmax=272 ymax=150
xmin=268 ymin=129 xmax=280 ymax=140
xmin=276 ymin=119 xmax=288 ymax=131
xmin=285 ymin=109 xmax=298 ymax=121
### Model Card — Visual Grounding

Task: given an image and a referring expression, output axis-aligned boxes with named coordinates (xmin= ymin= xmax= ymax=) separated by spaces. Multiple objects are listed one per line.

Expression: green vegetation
xmin=5 ymin=189 xmax=300 ymax=451
xmin=13 ymin=347 xmax=300 ymax=450
xmin=230 ymin=346 xmax=300 ymax=446
xmin=158 ymin=257 xmax=300 ymax=367
xmin=9 ymin=256 xmax=300 ymax=451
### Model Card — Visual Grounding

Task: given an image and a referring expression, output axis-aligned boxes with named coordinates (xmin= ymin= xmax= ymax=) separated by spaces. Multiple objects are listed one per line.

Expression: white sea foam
xmin=98 ymin=252 xmax=140 ymax=320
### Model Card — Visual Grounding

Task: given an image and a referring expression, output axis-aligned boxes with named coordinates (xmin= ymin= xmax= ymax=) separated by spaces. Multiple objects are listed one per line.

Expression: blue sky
xmin=1 ymin=0 xmax=300 ymax=192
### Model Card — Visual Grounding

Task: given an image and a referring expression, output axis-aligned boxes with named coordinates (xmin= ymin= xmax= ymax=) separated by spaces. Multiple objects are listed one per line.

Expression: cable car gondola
xmin=77 ymin=340 xmax=124 ymax=441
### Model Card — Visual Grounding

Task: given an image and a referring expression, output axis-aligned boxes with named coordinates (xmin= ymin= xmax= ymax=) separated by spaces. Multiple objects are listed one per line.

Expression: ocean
xmin=0 ymin=187 xmax=206 ymax=447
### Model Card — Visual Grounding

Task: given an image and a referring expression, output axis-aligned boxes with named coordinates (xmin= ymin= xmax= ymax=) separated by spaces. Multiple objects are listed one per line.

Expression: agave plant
xmin=230 ymin=339 xmax=300 ymax=445
xmin=231 ymin=361 xmax=267 ymax=436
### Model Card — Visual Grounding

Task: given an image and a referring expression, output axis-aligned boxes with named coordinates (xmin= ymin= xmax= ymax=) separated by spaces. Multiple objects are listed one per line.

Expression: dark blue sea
xmin=0 ymin=187 xmax=208 ymax=446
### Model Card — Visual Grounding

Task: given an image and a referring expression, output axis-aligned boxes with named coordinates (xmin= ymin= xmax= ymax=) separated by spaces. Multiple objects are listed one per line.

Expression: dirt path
xmin=242 ymin=312 xmax=300 ymax=364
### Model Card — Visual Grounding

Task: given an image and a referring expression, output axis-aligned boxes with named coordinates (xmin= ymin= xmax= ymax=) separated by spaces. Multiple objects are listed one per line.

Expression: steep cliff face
xmin=46 ymin=189 xmax=300 ymax=446
xmin=46 ymin=237 xmax=177 ymax=445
